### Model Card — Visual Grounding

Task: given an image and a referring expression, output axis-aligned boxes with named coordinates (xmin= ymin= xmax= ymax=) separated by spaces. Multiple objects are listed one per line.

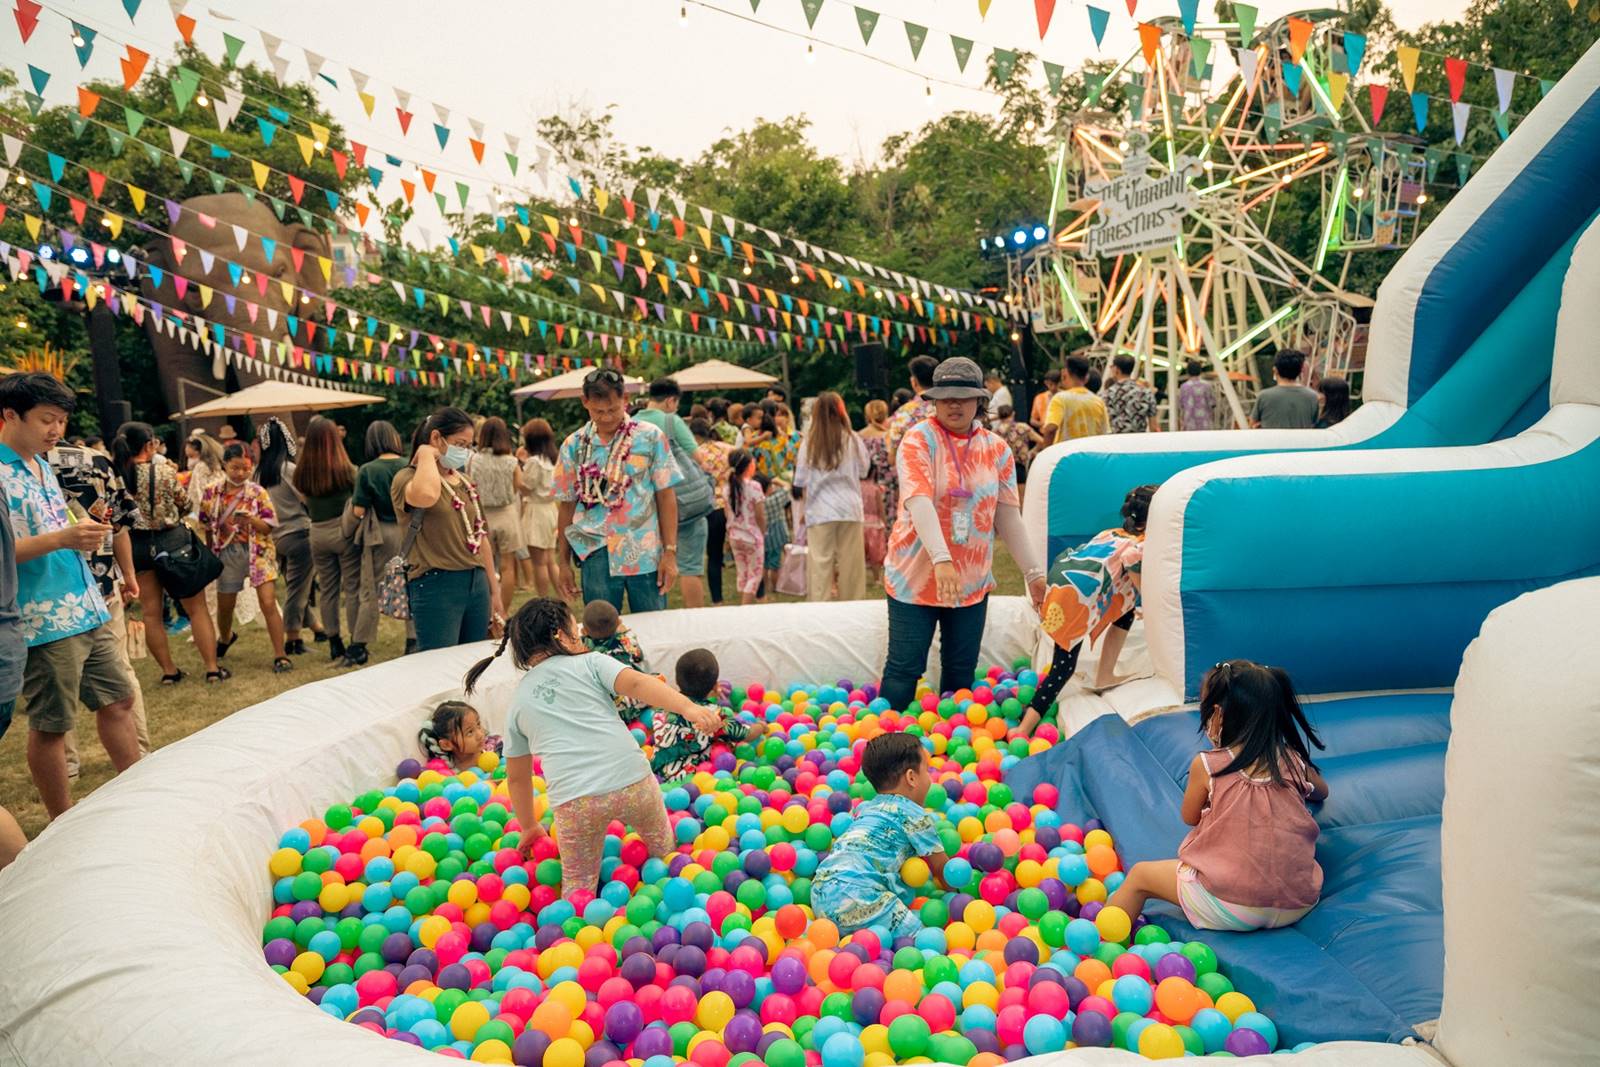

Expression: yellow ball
xmin=701 ymin=825 xmax=732 ymax=852
xmin=268 ymin=847 xmax=303 ymax=878
xmin=1083 ymin=828 xmax=1113 ymax=851
xmin=448 ymin=879 xmax=479 ymax=909
xmin=549 ymin=980 xmax=588 ymax=1018
xmin=945 ymin=921 xmax=976 ymax=952
xmin=957 ymin=816 xmax=986 ymax=842
xmin=860 ymin=1024 xmax=890 ymax=1055
xmin=418 ymin=915 xmax=451 ymax=949
xmin=569 ymin=1020 xmax=595 ymax=1048
xmin=1215 ymin=991 xmax=1256 ymax=1023
xmin=962 ymin=981 xmax=1000 ymax=1011
xmin=464 ymin=902 xmax=492 ymax=928
xmin=502 ymin=883 xmax=531 ymax=910
xmin=1077 ymin=877 xmax=1107 ymax=904
xmin=544 ymin=1037 xmax=585 ymax=1067
xmin=357 ymin=815 xmax=385 ymax=839
xmin=781 ymin=806 xmax=810 ymax=835
xmin=477 ymin=750 xmax=500 ymax=773
xmin=450 ymin=999 xmax=491 ymax=1041
xmin=964 ymin=900 xmax=997 ymax=934
xmin=405 ymin=850 xmax=437 ymax=880
xmin=696 ymin=990 xmax=736 ymax=1031
xmin=575 ymin=925 xmax=606 ymax=953
xmin=1095 ymin=904 xmax=1132 ymax=944
xmin=901 ymin=857 xmax=930 ymax=888
xmin=1096 ymin=978 xmax=1117 ymax=1001
xmin=1137 ymin=1023 xmax=1185 ymax=1059
xmin=290 ymin=951 xmax=325 ymax=984
xmin=281 ymin=969 xmax=310 ymax=995
xmin=1014 ymin=859 xmax=1044 ymax=888
xmin=318 ymin=883 xmax=350 ymax=913
xmin=471 ymin=1038 xmax=514 ymax=1063
xmin=864 ymin=1055 xmax=896 ymax=1067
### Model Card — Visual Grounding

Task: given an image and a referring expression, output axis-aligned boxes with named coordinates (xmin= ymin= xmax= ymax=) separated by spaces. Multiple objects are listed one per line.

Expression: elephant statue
xmin=139 ymin=192 xmax=332 ymax=428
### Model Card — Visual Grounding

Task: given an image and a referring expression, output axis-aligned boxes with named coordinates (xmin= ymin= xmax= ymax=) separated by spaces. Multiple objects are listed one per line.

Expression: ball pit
xmin=260 ymin=661 xmax=1287 ymax=1063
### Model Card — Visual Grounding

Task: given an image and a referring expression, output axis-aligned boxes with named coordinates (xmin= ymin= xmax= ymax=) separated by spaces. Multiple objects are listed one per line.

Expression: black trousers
xmin=705 ymin=508 xmax=728 ymax=604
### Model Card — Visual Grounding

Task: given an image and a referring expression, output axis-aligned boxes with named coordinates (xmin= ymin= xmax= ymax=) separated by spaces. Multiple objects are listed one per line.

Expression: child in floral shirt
xmin=582 ymin=598 xmax=649 ymax=723
xmin=649 ymin=648 xmax=763 ymax=781
xmin=198 ymin=444 xmax=291 ymax=672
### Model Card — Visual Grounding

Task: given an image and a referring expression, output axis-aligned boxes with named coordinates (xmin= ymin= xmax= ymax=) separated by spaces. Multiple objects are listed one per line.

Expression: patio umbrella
xmin=667 ymin=359 xmax=779 ymax=391
xmin=177 ymin=380 xmax=385 ymax=418
xmin=511 ymin=367 xmax=645 ymax=401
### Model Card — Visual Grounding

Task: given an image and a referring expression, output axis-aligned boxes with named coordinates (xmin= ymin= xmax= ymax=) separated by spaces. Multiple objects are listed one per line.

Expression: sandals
xmin=205 ymin=667 xmax=232 ymax=684
xmin=216 ymin=633 xmax=239 ymax=659
xmin=159 ymin=669 xmax=185 ymax=686
xmin=284 ymin=638 xmax=306 ymax=655
xmin=272 ymin=657 xmax=294 ymax=673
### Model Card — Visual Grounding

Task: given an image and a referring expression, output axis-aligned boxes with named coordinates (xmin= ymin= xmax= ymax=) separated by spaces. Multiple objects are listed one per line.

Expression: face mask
xmin=441 ymin=444 xmax=472 ymax=471
xmin=226 ymin=475 xmax=249 ymax=487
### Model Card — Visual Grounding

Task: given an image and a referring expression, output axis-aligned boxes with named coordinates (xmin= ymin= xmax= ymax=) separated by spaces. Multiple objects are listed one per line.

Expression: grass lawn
xmin=0 ymin=547 xmax=1022 ymax=839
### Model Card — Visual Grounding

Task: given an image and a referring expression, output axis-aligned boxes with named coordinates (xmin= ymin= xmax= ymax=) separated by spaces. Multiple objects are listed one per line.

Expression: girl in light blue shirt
xmin=464 ymin=598 xmax=718 ymax=898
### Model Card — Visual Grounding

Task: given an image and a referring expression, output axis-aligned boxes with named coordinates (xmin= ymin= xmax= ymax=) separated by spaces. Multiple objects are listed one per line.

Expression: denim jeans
xmin=880 ymin=594 xmax=989 ymax=711
xmin=578 ymin=548 xmax=665 ymax=614
xmin=407 ymin=567 xmax=491 ymax=651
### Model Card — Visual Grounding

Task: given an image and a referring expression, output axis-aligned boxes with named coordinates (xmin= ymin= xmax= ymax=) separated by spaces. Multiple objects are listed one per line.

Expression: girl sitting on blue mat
xmin=1108 ymin=660 xmax=1330 ymax=931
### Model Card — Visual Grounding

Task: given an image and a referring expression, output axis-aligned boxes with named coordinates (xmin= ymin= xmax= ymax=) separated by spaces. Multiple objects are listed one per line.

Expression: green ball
xmin=611 ymin=923 xmax=642 ymax=951
xmin=301 ymin=848 xmax=333 ymax=874
xmin=433 ymin=988 xmax=469 ymax=1023
xmin=639 ymin=920 xmax=663 ymax=941
xmin=1196 ymin=971 xmax=1233 ymax=999
xmin=721 ymin=913 xmax=752 ymax=936
xmin=324 ymin=804 xmax=353 ymax=830
xmin=918 ymin=899 xmax=949 ymax=929
xmin=1111 ymin=1011 xmax=1144 ymax=1050
xmin=1017 ymin=685 xmax=1037 ymax=706
xmin=374 ymin=807 xmax=396 ymax=829
xmin=263 ymin=916 xmax=296 ymax=944
xmin=1093 ymin=941 xmax=1122 ymax=967
xmin=937 ymin=699 xmax=957 ymax=718
xmin=789 ymin=877 xmax=811 ymax=907
xmin=1000 ymin=697 xmax=1023 ymax=722
xmin=1007 ymin=738 xmax=1030 ymax=758
xmin=475 ymin=1020 xmax=516 ymax=1047
xmin=987 ymin=783 xmax=1013 ymax=807
xmin=536 ymin=859 xmax=563 ymax=887
xmin=735 ymin=879 xmax=766 ymax=911
xmin=952 ymin=744 xmax=975 ymax=766
xmin=892 ymin=946 xmax=925 ymax=972
xmin=711 ymin=853 xmax=741 ymax=879
xmin=561 ymin=916 xmax=587 ymax=939
xmin=335 ymin=917 xmax=364 ymax=951
xmin=922 ymin=955 xmax=958 ymax=989
xmin=693 ymin=871 xmax=722 ymax=896
xmin=669 ymin=1021 xmax=699 ymax=1056
xmin=436 ymin=857 xmax=466 ymax=883
xmin=463 ymin=833 xmax=493 ymax=861
xmin=804 ymin=824 xmax=833 ymax=851
xmin=291 ymin=871 xmax=323 ymax=901
xmin=763 ymin=824 xmax=789 ymax=846
xmin=1182 ymin=942 xmax=1219 ymax=977
xmin=1175 ymin=1024 xmax=1204 ymax=1055
xmin=1038 ymin=911 xmax=1068 ymax=947
xmin=1134 ymin=924 xmax=1170 ymax=945
xmin=790 ymin=1016 xmax=817 ymax=1043
xmin=1016 ymin=887 xmax=1049 ymax=920
xmin=399 ymin=886 xmax=430 ymax=916
xmin=321 ymin=962 xmax=354 ymax=987
xmin=356 ymin=922 xmax=389 ymax=954
xmin=763 ymin=1037 xmax=806 ymax=1067
xmin=937 ymin=825 xmax=962 ymax=856
xmin=887 ymin=1014 xmax=931 ymax=1057
xmin=820 ymin=992 xmax=854 ymax=1021
xmin=927 ymin=1035 xmax=977 ymax=1064
xmin=353 ymin=790 xmax=382 ymax=815
xmin=483 ymin=948 xmax=509 ymax=973
xmin=420 ymin=834 xmax=449 ymax=860
xmin=466 ymin=858 xmax=495 ymax=878
xmin=352 ymin=951 xmax=385 ymax=978
xmin=451 ymin=795 xmax=480 ymax=816
xmin=729 ymin=1055 xmax=761 ymax=1067
xmin=626 ymin=895 xmax=656 ymax=926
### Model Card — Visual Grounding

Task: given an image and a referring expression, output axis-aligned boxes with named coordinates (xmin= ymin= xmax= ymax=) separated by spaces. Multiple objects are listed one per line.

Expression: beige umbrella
xmin=177 ymin=380 xmax=385 ymax=418
xmin=667 ymin=358 xmax=779 ymax=391
xmin=511 ymin=367 xmax=645 ymax=401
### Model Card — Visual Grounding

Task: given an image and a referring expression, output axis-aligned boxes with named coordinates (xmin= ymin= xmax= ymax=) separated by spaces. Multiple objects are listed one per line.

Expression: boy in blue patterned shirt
xmin=811 ymin=732 xmax=953 ymax=937
xmin=650 ymin=648 xmax=763 ymax=781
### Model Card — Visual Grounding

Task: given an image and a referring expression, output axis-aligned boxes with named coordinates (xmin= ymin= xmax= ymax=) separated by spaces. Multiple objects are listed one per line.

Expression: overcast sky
xmin=4 ymin=0 xmax=1475 ymax=242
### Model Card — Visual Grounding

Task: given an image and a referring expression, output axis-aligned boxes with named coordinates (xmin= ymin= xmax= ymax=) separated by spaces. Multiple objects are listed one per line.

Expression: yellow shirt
xmin=1045 ymin=387 xmax=1111 ymax=440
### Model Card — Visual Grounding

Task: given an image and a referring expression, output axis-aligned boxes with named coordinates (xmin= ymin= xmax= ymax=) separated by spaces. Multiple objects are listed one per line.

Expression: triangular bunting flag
xmin=1368 ymin=82 xmax=1389 ymax=125
xmin=1540 ymin=78 xmax=1555 ymax=98
xmin=1035 ymin=0 xmax=1056 ymax=38
xmin=1189 ymin=37 xmax=1211 ymax=78
xmin=1138 ymin=23 xmax=1162 ymax=69
xmin=1234 ymin=2 xmax=1257 ymax=45
xmin=1237 ymin=47 xmax=1259 ymax=90
xmin=1327 ymin=71 xmax=1349 ymax=112
xmin=1411 ymin=91 xmax=1429 ymax=133
xmin=1451 ymin=100 xmax=1470 ymax=144
xmin=1494 ymin=109 xmax=1511 ymax=140
xmin=991 ymin=48 xmax=1016 ymax=84
xmin=1397 ymin=45 xmax=1420 ymax=93
xmin=1176 ymin=0 xmax=1198 ymax=36
xmin=800 ymin=0 xmax=823 ymax=30
xmin=222 ymin=32 xmax=245 ymax=65
xmin=170 ymin=66 xmax=201 ymax=113
xmin=69 ymin=21 xmax=97 ymax=67
xmin=175 ymin=12 xmax=195 ymax=44
xmin=1087 ymin=5 xmax=1109 ymax=47
xmin=904 ymin=21 xmax=927 ymax=60
xmin=978 ymin=0 xmax=993 ymax=15
xmin=1444 ymin=56 xmax=1467 ymax=103
xmin=1343 ymin=32 xmax=1366 ymax=77
xmin=121 ymin=0 xmax=141 ymax=19
xmin=120 ymin=45 xmax=149 ymax=90
xmin=1283 ymin=62 xmax=1303 ymax=96
xmin=13 ymin=0 xmax=40 ymax=43
xmin=1493 ymin=67 xmax=1515 ymax=114
xmin=1043 ymin=60 xmax=1064 ymax=94
xmin=1286 ymin=17 xmax=1312 ymax=64
xmin=854 ymin=6 xmax=878 ymax=44
xmin=26 ymin=65 xmax=47 ymax=95
xmin=951 ymin=36 xmax=974 ymax=72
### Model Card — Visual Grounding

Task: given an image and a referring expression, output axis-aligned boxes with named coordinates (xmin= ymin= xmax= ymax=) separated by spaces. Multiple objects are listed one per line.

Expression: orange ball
xmin=808 ymin=918 xmax=839 ymax=950
xmin=1074 ymin=958 xmax=1112 ymax=991
xmin=529 ymin=999 xmax=573 ymax=1039
xmin=1155 ymin=977 xmax=1199 ymax=1024
xmin=1085 ymin=844 xmax=1120 ymax=879
xmin=774 ymin=905 xmax=807 ymax=940
xmin=808 ymin=949 xmax=837 ymax=985
xmin=882 ymin=969 xmax=922 ymax=1004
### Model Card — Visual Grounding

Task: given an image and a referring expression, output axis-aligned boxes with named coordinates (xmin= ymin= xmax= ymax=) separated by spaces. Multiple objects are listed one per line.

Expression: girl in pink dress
xmin=724 ymin=449 xmax=765 ymax=604
xmin=1108 ymin=660 xmax=1330 ymax=931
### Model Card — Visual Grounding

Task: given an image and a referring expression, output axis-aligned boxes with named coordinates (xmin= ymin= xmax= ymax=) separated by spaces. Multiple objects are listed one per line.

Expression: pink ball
xmin=690 ymin=1039 xmax=731 ymax=1067
xmin=501 ymin=987 xmax=539 ymax=1019
xmin=463 ymin=959 xmax=492 ymax=987
xmin=849 ymin=930 xmax=882 ymax=959
xmin=434 ymin=931 xmax=468 ymax=967
xmin=1025 ymin=982 xmax=1070 ymax=1019
xmin=1111 ymin=953 xmax=1152 ymax=981
xmin=760 ymin=994 xmax=798 ymax=1026
xmin=920 ymin=693 xmax=938 ymax=712
xmin=878 ymin=1000 xmax=914 ymax=1026
xmin=477 ymin=874 xmax=504 ymax=902
xmin=995 ymin=1004 xmax=1028 ymax=1047
xmin=972 ymin=687 xmax=994 ymax=705
xmin=660 ymin=984 xmax=697 ymax=1025
xmin=578 ymin=956 xmax=613 ymax=991
xmin=770 ymin=843 xmax=798 ymax=872
xmin=354 ymin=969 xmax=397 ymax=1005
xmin=747 ymin=684 xmax=765 ymax=701
xmin=1079 ymin=994 xmax=1117 ymax=1020
xmin=918 ymin=993 xmax=956 ymax=1032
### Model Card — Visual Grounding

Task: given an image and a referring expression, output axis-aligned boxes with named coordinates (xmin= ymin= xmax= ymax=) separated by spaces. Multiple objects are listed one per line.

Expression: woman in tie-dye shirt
xmin=879 ymin=358 xmax=1046 ymax=711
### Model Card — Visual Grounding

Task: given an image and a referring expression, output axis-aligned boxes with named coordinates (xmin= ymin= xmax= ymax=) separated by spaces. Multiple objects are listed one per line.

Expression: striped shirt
xmin=793 ymin=433 xmax=868 ymax=526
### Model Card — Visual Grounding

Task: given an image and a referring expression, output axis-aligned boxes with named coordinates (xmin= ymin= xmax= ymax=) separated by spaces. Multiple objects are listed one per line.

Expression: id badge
xmin=950 ymin=504 xmax=972 ymax=545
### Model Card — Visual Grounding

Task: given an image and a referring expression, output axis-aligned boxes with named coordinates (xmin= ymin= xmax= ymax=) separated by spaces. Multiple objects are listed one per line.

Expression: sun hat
xmin=920 ymin=356 xmax=992 ymax=401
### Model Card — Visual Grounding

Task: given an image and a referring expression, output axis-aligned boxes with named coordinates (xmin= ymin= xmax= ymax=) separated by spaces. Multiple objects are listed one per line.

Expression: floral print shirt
xmin=650 ymin=700 xmax=763 ymax=781
xmin=754 ymin=430 xmax=800 ymax=482
xmin=1178 ymin=376 xmax=1219 ymax=431
xmin=886 ymin=396 xmax=936 ymax=461
xmin=128 ymin=459 xmax=192 ymax=531
xmin=48 ymin=446 xmax=137 ymax=598
xmin=693 ymin=440 xmax=734 ymax=511
xmin=0 ymin=441 xmax=110 ymax=647
xmin=198 ymin=479 xmax=280 ymax=588
xmin=1104 ymin=377 xmax=1159 ymax=434
xmin=554 ymin=420 xmax=681 ymax=577
xmin=812 ymin=793 xmax=944 ymax=910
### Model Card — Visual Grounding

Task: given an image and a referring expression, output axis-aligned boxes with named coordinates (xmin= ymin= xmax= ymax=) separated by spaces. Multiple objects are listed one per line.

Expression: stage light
xmin=1012 ymin=230 xmax=1027 ymax=245
xmin=37 ymin=244 xmax=54 ymax=260
xmin=105 ymin=249 xmax=121 ymax=264
xmin=1032 ymin=225 xmax=1047 ymax=241
xmin=69 ymin=246 xmax=90 ymax=265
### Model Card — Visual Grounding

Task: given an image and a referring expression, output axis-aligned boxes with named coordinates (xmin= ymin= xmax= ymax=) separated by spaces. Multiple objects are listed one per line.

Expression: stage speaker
xmin=854 ymin=343 xmax=887 ymax=393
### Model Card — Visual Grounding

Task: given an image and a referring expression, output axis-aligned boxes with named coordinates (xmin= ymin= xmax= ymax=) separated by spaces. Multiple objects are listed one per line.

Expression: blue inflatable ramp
xmin=1005 ymin=693 xmax=1451 ymax=1047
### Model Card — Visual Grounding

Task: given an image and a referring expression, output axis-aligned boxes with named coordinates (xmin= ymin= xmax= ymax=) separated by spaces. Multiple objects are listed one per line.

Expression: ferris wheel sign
xmin=1084 ymin=137 xmax=1204 ymax=259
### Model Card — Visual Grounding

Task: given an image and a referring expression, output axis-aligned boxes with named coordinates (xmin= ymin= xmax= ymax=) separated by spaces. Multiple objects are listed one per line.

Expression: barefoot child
xmin=1016 ymin=484 xmax=1157 ymax=738
xmin=649 ymin=648 xmax=765 ymax=781
xmin=417 ymin=699 xmax=500 ymax=773
xmin=1108 ymin=660 xmax=1330 ymax=931
xmin=465 ymin=598 xmax=720 ymax=899
xmin=197 ymin=444 xmax=291 ymax=673
xmin=811 ymin=733 xmax=953 ymax=937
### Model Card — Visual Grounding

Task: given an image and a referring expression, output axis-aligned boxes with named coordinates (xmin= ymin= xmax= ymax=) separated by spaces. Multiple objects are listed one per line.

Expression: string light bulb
xmin=70 ymin=31 xmax=85 ymax=47
xmin=1352 ymin=186 xmax=1365 ymax=199
xmin=1024 ymin=118 xmax=1037 ymax=132
xmin=1416 ymin=192 xmax=1429 ymax=204
xmin=789 ymin=273 xmax=800 ymax=284
xmin=14 ymin=317 xmax=27 ymax=329
xmin=195 ymin=92 xmax=210 ymax=108
xmin=678 ymin=5 xmax=688 ymax=26
xmin=806 ymin=42 xmax=816 ymax=63
xmin=568 ymin=215 xmax=579 ymax=226
xmin=689 ymin=251 xmax=699 ymax=264
xmin=741 ymin=263 xmax=752 ymax=275
xmin=1010 ymin=330 xmax=1022 ymax=342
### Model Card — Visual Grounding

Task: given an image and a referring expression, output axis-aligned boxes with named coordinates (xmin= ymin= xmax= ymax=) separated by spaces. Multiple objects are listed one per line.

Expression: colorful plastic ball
xmin=1215 ymin=990 xmax=1256 ymax=1024
xmin=1110 ymin=974 xmax=1154 ymax=1016
xmin=1189 ymin=1008 xmax=1232 ymax=1053
xmin=1226 ymin=1027 xmax=1271 ymax=1056
xmin=1071 ymin=1009 xmax=1113 ymax=1048
xmin=820 ymin=1031 xmax=864 ymax=1067
xmin=1234 ymin=1011 xmax=1278 ymax=1050
xmin=1021 ymin=1014 xmax=1067 ymax=1054
xmin=1137 ymin=1022 xmax=1185 ymax=1059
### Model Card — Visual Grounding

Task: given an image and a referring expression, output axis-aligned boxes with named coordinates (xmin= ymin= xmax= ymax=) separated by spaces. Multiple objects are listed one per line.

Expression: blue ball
xmin=821 ymin=1031 xmax=864 ymax=1067
xmin=1190 ymin=1008 xmax=1233 ymax=1053
xmin=960 ymin=1004 xmax=997 ymax=1032
xmin=1111 ymin=974 xmax=1154 ymax=1015
xmin=1123 ymin=1016 xmax=1153 ymax=1050
xmin=942 ymin=857 xmax=974 ymax=888
xmin=1234 ymin=1011 xmax=1278 ymax=1050
xmin=279 ymin=827 xmax=311 ymax=852
xmin=1023 ymin=1014 xmax=1068 ymax=1054
xmin=308 ymin=929 xmax=343 ymax=961
xmin=408 ymin=1018 xmax=450 ymax=1049
xmin=1065 ymin=917 xmax=1101 ymax=956
xmin=1057 ymin=853 xmax=1091 ymax=886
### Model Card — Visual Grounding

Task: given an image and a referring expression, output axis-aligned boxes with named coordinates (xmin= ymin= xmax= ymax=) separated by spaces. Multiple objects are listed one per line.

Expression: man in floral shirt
xmin=1103 ymin=354 xmax=1161 ymax=434
xmin=885 ymin=354 xmax=939 ymax=464
xmin=554 ymin=369 xmax=682 ymax=613
xmin=0 ymin=374 xmax=141 ymax=820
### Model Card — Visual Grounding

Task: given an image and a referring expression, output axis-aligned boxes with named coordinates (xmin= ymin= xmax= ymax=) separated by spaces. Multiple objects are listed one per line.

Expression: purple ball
xmin=947 ymin=893 xmax=974 ymax=922
xmin=391 ymin=1031 xmax=423 ymax=1046
xmin=289 ymin=900 xmax=322 ymax=922
xmin=633 ymin=1027 xmax=675 ymax=1060
xmin=338 ymin=902 xmax=366 ymax=920
xmin=584 ymin=1041 xmax=621 ymax=1067
xmin=1003 ymin=1044 xmax=1030 ymax=1062
xmin=724 ymin=1011 xmax=764 ymax=1053
xmin=1003 ymin=938 xmax=1039 ymax=965
xmin=657 ymin=944 xmax=680 ymax=968
xmin=471 ymin=924 xmax=498 ymax=953
xmin=667 ymin=854 xmax=693 ymax=877
xmin=605 ymin=1001 xmax=645 ymax=1044
xmin=1226 ymin=1028 xmax=1271 ymax=1056
xmin=436 ymin=963 xmax=473 ymax=990
xmin=1061 ymin=976 xmax=1089 ymax=1009
xmin=1039 ymin=880 xmax=1068 ymax=911
xmin=770 ymin=956 xmax=807 ymax=995
xmin=1035 ymin=826 xmax=1062 ymax=850
xmin=534 ymin=924 xmax=566 ymax=950
xmin=620 ymin=936 xmax=653 ymax=960
xmin=841 ymin=943 xmax=870 ymax=964
xmin=1153 ymin=954 xmax=1197 ymax=984
xmin=743 ymin=851 xmax=772 ymax=879
xmin=943 ymin=780 xmax=964 ymax=801
xmin=349 ymin=1007 xmax=386 ymax=1028
xmin=755 ymin=1033 xmax=785 ymax=1058
xmin=681 ymin=922 xmax=714 ymax=950
xmin=305 ymin=986 xmax=327 ymax=1005
xmin=724 ymin=871 xmax=748 ymax=894
xmin=383 ymin=962 xmax=405 ymax=977
xmin=826 ymin=792 xmax=852 ymax=813
xmin=1080 ymin=900 xmax=1104 ymax=922
xmin=396 ymin=757 xmax=423 ymax=780
xmin=407 ymin=948 xmax=438 ymax=972
xmin=1085 ymin=818 xmax=1104 ymax=833
xmin=1028 ymin=968 xmax=1066 ymax=989
xmin=701 ymin=967 xmax=727 ymax=994
xmin=722 ymin=969 xmax=757 ymax=1008
xmin=397 ymin=964 xmax=433 ymax=989
xmin=264 ymin=938 xmax=298 ymax=968
xmin=513 ymin=1029 xmax=551 ymax=1067
xmin=851 ymin=987 xmax=885 ymax=1026
xmin=969 ymin=1030 xmax=1002 ymax=1055
xmin=621 ymin=952 xmax=657 ymax=988
xmin=1071 ymin=1010 xmax=1113 ymax=1048
xmin=675 ymin=945 xmax=707 ymax=977
xmin=651 ymin=927 xmax=680 ymax=951
xmin=668 ymin=975 xmax=702 ymax=998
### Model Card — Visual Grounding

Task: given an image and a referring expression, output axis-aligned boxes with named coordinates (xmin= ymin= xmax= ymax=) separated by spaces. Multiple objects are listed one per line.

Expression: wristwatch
xmin=662 ymin=544 xmax=678 ymax=554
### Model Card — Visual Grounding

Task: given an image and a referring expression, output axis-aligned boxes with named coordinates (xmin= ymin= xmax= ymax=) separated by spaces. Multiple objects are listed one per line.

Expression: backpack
xmin=665 ymin=419 xmax=714 ymax=521
xmin=379 ymin=506 xmax=425 ymax=620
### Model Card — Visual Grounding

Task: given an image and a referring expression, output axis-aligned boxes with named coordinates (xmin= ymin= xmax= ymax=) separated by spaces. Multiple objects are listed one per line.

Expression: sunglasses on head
xmin=584 ymin=368 xmax=624 ymax=385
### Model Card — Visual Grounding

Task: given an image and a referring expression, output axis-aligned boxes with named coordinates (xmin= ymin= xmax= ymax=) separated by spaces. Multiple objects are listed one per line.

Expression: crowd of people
xmin=0 ymin=344 xmax=1353 ymax=869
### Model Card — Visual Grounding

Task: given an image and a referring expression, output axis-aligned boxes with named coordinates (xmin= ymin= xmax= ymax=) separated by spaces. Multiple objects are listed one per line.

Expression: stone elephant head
xmin=139 ymin=191 xmax=331 ymax=426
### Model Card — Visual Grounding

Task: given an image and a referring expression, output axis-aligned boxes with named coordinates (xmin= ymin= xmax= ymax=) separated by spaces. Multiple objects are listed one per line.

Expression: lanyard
xmin=935 ymin=422 xmax=977 ymax=496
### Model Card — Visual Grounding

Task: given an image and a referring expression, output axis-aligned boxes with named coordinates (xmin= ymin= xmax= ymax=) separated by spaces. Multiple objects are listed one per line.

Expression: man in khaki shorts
xmin=0 ymin=373 xmax=142 ymax=819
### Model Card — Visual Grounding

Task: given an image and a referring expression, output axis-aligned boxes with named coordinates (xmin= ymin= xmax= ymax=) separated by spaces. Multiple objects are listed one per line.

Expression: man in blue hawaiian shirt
xmin=0 ymin=373 xmax=140 ymax=820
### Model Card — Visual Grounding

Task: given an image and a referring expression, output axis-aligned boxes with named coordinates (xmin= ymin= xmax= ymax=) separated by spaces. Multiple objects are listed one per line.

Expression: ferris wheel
xmin=1013 ymin=11 xmax=1428 ymax=427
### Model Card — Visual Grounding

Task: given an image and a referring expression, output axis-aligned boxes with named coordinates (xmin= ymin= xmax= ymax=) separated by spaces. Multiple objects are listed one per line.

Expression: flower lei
xmin=441 ymin=473 xmax=488 ymax=554
xmin=573 ymin=418 xmax=639 ymax=510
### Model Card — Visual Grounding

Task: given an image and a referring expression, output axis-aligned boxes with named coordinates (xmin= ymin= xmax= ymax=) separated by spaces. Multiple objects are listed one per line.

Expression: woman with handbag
xmin=389 ymin=408 xmax=505 ymax=651
xmin=295 ymin=418 xmax=361 ymax=665
xmin=351 ymin=420 xmax=409 ymax=660
xmin=793 ymin=392 xmax=869 ymax=602
xmin=468 ymin=416 xmax=523 ymax=618
xmin=258 ymin=418 xmax=322 ymax=654
xmin=113 ymin=421 xmax=227 ymax=684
